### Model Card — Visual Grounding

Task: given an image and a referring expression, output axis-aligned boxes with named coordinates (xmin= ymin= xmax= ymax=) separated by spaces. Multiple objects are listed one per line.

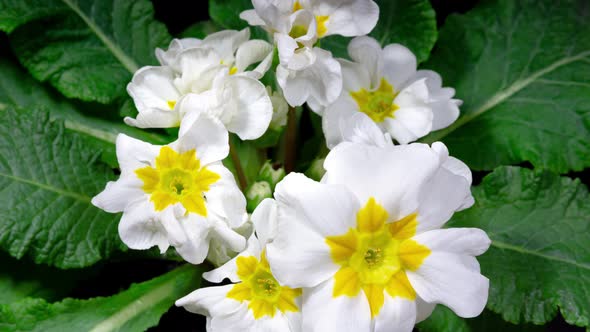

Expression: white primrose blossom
xmin=265 ymin=141 xmax=488 ymax=332
xmin=177 ymin=199 xmax=302 ymax=332
xmin=240 ymin=0 xmax=379 ymax=109
xmin=323 ymin=36 xmax=462 ymax=147
xmin=125 ymin=29 xmax=274 ymax=140
xmin=92 ymin=113 xmax=248 ymax=264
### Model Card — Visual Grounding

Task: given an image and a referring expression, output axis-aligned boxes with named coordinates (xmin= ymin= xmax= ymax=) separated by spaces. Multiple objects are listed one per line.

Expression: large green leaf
xmin=0 ymin=0 xmax=61 ymax=33
xmin=0 ymin=107 xmax=127 ymax=268
xmin=3 ymin=0 xmax=171 ymax=103
xmin=208 ymin=0 xmax=269 ymax=41
xmin=0 ymin=57 xmax=170 ymax=166
xmin=0 ymin=252 xmax=85 ymax=305
xmin=421 ymin=0 xmax=590 ymax=173
xmin=0 ymin=264 xmax=202 ymax=332
xmin=418 ymin=307 xmax=544 ymax=332
xmin=449 ymin=166 xmax=590 ymax=329
xmin=321 ymin=0 xmax=437 ymax=62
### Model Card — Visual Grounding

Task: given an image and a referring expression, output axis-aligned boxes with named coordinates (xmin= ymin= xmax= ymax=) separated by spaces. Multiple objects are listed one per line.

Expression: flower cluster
xmin=92 ymin=0 xmax=491 ymax=331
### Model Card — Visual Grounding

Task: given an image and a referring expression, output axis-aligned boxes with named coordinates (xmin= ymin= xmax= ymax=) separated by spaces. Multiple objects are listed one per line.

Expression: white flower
xmin=156 ymin=28 xmax=273 ymax=78
xmin=240 ymin=1 xmax=345 ymax=108
xmin=240 ymin=0 xmax=379 ymax=39
xmin=92 ymin=113 xmax=247 ymax=264
xmin=266 ymin=142 xmax=488 ymax=332
xmin=323 ymin=36 xmax=462 ymax=147
xmin=177 ymin=199 xmax=302 ymax=332
xmin=276 ymin=47 xmax=342 ymax=107
xmin=125 ymin=29 xmax=274 ymax=134
xmin=177 ymin=68 xmax=273 ymax=140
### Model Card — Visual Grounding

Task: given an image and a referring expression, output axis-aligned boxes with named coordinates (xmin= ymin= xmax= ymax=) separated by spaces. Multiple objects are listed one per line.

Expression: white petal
xmin=373 ymin=296 xmax=416 ymax=332
xmin=173 ymin=112 xmax=229 ymax=165
xmin=253 ymin=314 xmax=295 ymax=332
xmin=347 ymin=36 xmax=382 ymax=87
xmin=205 ymin=163 xmax=248 ymax=229
xmin=126 ymin=66 xmax=181 ymax=113
xmin=210 ymin=304 xmax=255 ymax=332
xmin=156 ymin=38 xmax=202 ymax=68
xmin=339 ymin=58 xmax=371 ymax=93
xmin=412 ymin=228 xmax=491 ymax=257
xmin=307 ymin=0 xmax=379 ymax=37
xmin=416 ymin=144 xmax=473 ymax=231
xmin=240 ymin=9 xmax=266 ymax=26
xmin=267 ymin=173 xmax=357 ymax=287
xmin=117 ymin=199 xmax=169 ymax=252
xmin=340 ymin=112 xmax=392 ymax=148
xmin=381 ymin=44 xmax=417 ymax=90
xmin=114 ymin=134 xmax=160 ymax=175
xmin=415 ymin=296 xmax=436 ymax=323
xmin=274 ymin=173 xmax=360 ymax=236
xmin=204 ymin=235 xmax=261 ymax=283
xmin=235 ymin=39 xmax=273 ymax=74
xmin=383 ymin=107 xmax=432 ymax=145
xmin=176 ymin=284 xmax=242 ymax=317
xmin=174 ymin=48 xmax=224 ymax=94
xmin=407 ymin=251 xmax=490 ymax=318
xmin=323 ymin=143 xmax=439 ymax=220
xmin=251 ymin=198 xmax=279 ymax=246
xmin=412 ymin=70 xmax=460 ymax=130
xmin=202 ymin=28 xmax=250 ymax=64
xmin=223 ymin=76 xmax=273 ymax=140
xmin=322 ymin=95 xmax=360 ymax=148
xmin=277 ymin=47 xmax=342 ymax=107
xmin=124 ymin=108 xmax=181 ymax=128
xmin=302 ymin=279 xmax=371 ymax=332
xmin=91 ymin=177 xmax=144 ymax=213
xmin=161 ymin=210 xmax=211 ymax=264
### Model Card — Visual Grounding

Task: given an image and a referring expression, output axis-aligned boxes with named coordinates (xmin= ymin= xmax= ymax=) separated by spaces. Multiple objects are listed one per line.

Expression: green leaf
xmin=0 ymin=107 xmax=127 ymax=268
xmin=0 ymin=252 xmax=86 ymax=304
xmin=421 ymin=0 xmax=590 ymax=173
xmin=321 ymin=0 xmax=437 ymax=62
xmin=449 ymin=166 xmax=590 ymax=329
xmin=179 ymin=20 xmax=222 ymax=39
xmin=5 ymin=0 xmax=171 ymax=103
xmin=0 ymin=57 xmax=170 ymax=167
xmin=0 ymin=0 xmax=62 ymax=33
xmin=418 ymin=307 xmax=544 ymax=332
xmin=0 ymin=264 xmax=202 ymax=332
xmin=207 ymin=0 xmax=273 ymax=41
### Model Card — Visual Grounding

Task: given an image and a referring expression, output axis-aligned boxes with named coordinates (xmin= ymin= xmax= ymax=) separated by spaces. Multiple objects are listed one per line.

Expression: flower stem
xmin=229 ymin=140 xmax=248 ymax=191
xmin=285 ymin=106 xmax=297 ymax=172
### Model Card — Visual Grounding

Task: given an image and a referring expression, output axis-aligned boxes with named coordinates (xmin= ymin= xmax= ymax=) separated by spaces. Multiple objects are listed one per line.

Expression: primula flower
xmin=92 ymin=113 xmax=247 ymax=264
xmin=125 ymin=29 xmax=274 ymax=140
xmin=240 ymin=1 xmax=352 ymax=108
xmin=177 ymin=199 xmax=302 ymax=331
xmin=266 ymin=141 xmax=489 ymax=332
xmin=323 ymin=36 xmax=462 ymax=147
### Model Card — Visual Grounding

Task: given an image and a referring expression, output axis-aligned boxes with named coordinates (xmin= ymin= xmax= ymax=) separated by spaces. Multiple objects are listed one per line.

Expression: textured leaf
xmin=0 ymin=107 xmax=126 ymax=268
xmin=0 ymin=0 xmax=62 ymax=33
xmin=0 ymin=252 xmax=85 ymax=304
xmin=421 ymin=0 xmax=590 ymax=173
xmin=321 ymin=0 xmax=437 ymax=63
xmin=5 ymin=0 xmax=171 ymax=103
xmin=0 ymin=57 xmax=169 ymax=166
xmin=208 ymin=0 xmax=283 ymax=41
xmin=0 ymin=264 xmax=202 ymax=332
xmin=449 ymin=166 xmax=590 ymax=328
xmin=418 ymin=307 xmax=544 ymax=332
xmin=179 ymin=20 xmax=222 ymax=39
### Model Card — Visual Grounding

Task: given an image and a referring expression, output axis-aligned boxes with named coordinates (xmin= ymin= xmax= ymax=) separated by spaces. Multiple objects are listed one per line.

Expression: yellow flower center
xmin=135 ymin=146 xmax=220 ymax=216
xmin=292 ymin=1 xmax=329 ymax=38
xmin=167 ymin=100 xmax=176 ymax=110
xmin=325 ymin=198 xmax=431 ymax=318
xmin=227 ymin=251 xmax=302 ymax=319
xmin=289 ymin=25 xmax=308 ymax=39
xmin=350 ymin=78 xmax=400 ymax=123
